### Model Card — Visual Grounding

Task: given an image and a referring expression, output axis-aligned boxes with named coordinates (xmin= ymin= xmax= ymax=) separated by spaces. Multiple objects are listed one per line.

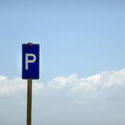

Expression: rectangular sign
xmin=22 ymin=44 xmax=39 ymax=79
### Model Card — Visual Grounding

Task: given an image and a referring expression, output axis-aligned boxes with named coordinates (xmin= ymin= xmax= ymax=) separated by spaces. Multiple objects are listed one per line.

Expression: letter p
xmin=25 ymin=53 xmax=36 ymax=70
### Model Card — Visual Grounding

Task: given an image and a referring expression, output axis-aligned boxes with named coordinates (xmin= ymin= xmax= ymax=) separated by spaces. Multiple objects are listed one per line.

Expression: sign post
xmin=22 ymin=43 xmax=40 ymax=125
xmin=27 ymin=79 xmax=32 ymax=125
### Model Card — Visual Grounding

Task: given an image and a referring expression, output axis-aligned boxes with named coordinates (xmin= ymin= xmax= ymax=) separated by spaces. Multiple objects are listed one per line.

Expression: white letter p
xmin=25 ymin=53 xmax=36 ymax=70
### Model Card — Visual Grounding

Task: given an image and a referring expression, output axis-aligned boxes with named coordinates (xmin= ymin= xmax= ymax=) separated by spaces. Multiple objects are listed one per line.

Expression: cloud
xmin=0 ymin=77 xmax=43 ymax=96
xmin=0 ymin=68 xmax=125 ymax=103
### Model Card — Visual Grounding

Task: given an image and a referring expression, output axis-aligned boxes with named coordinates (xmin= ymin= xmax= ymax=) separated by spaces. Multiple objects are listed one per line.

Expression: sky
xmin=0 ymin=0 xmax=125 ymax=125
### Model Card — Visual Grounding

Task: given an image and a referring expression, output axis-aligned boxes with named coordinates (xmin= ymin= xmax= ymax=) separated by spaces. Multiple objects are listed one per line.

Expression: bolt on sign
xmin=22 ymin=43 xmax=40 ymax=79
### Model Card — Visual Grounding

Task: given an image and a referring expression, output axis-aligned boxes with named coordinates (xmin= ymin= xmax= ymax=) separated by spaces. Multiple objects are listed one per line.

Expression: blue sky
xmin=0 ymin=0 xmax=125 ymax=125
xmin=0 ymin=0 xmax=125 ymax=81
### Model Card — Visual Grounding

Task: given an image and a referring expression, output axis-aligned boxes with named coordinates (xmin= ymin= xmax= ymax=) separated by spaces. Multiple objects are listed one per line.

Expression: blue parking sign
xmin=22 ymin=44 xmax=40 ymax=79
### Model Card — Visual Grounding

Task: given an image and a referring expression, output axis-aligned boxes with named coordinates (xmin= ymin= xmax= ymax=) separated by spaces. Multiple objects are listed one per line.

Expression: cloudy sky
xmin=0 ymin=0 xmax=125 ymax=125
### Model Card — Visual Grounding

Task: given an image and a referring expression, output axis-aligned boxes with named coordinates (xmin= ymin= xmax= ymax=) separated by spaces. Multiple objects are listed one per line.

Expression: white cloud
xmin=0 ymin=77 xmax=43 ymax=96
xmin=0 ymin=68 xmax=125 ymax=102
xmin=0 ymin=75 xmax=6 ymax=81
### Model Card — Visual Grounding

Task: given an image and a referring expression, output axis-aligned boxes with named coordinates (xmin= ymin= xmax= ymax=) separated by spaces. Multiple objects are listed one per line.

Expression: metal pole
xmin=27 ymin=79 xmax=32 ymax=125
